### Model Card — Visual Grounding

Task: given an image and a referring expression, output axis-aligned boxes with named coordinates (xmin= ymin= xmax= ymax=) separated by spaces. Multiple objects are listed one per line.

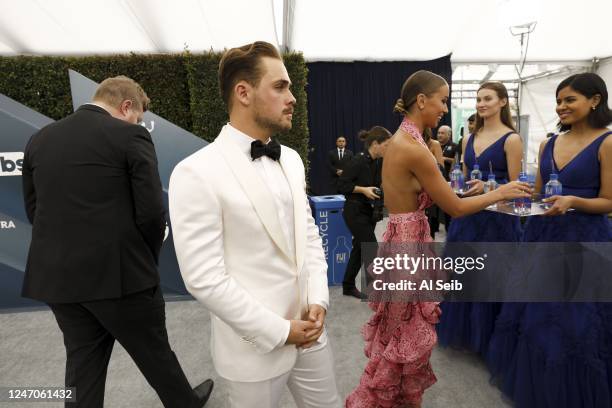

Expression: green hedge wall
xmin=0 ymin=52 xmax=309 ymax=163
xmin=281 ymin=53 xmax=309 ymax=161
xmin=184 ymin=51 xmax=227 ymax=142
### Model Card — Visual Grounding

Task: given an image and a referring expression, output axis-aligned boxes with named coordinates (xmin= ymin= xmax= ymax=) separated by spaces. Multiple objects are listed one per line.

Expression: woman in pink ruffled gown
xmin=345 ymin=71 xmax=531 ymax=408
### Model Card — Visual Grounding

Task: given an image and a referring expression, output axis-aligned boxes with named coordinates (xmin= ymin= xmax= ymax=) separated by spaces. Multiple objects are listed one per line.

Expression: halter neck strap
xmin=400 ymin=117 xmax=426 ymax=146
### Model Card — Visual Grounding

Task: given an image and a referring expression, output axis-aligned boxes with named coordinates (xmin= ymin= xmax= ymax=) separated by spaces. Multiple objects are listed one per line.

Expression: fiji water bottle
xmin=470 ymin=164 xmax=483 ymax=181
xmin=450 ymin=164 xmax=465 ymax=193
xmin=483 ymin=173 xmax=497 ymax=193
xmin=332 ymin=236 xmax=351 ymax=283
xmin=543 ymin=173 xmax=562 ymax=209
xmin=514 ymin=172 xmax=531 ymax=215
xmin=484 ymin=173 xmax=498 ymax=209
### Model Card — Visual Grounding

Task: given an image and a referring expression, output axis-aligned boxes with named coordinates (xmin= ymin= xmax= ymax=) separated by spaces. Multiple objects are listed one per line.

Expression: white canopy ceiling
xmin=0 ymin=0 xmax=610 ymax=63
xmin=0 ymin=0 xmax=278 ymax=55
xmin=291 ymin=0 xmax=612 ymax=62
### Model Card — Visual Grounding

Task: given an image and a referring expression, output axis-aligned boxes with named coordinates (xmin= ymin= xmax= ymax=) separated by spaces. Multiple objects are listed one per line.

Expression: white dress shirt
xmin=228 ymin=125 xmax=296 ymax=262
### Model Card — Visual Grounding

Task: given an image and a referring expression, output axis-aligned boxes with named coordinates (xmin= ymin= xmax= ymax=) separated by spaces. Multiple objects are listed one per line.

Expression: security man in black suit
xmin=21 ymin=76 xmax=213 ymax=408
xmin=337 ymin=127 xmax=390 ymax=299
xmin=327 ymin=136 xmax=353 ymax=193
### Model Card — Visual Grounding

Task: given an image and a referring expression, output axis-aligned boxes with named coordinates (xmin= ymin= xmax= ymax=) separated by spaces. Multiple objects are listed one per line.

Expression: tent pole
xmin=282 ymin=0 xmax=295 ymax=52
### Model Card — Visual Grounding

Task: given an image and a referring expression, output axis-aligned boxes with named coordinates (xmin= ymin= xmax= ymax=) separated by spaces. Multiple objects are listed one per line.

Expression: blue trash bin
xmin=308 ymin=195 xmax=352 ymax=285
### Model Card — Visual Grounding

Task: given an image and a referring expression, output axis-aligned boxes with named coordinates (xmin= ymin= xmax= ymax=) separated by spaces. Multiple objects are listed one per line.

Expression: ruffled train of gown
xmin=346 ymin=210 xmax=441 ymax=407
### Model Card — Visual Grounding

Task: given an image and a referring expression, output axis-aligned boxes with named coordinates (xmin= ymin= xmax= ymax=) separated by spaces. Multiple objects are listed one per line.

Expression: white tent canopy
xmin=0 ymin=0 xmax=279 ymax=55
xmin=0 ymin=0 xmax=610 ymax=61
xmin=291 ymin=0 xmax=612 ymax=63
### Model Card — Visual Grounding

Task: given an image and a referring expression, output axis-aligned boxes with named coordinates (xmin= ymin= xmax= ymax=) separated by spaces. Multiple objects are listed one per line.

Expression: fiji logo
xmin=0 ymin=152 xmax=24 ymax=176
xmin=1 ymin=220 xmax=16 ymax=229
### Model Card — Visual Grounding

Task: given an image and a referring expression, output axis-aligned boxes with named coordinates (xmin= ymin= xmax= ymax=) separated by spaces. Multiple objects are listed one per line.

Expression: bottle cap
xmin=550 ymin=173 xmax=558 ymax=180
xmin=473 ymin=164 xmax=480 ymax=170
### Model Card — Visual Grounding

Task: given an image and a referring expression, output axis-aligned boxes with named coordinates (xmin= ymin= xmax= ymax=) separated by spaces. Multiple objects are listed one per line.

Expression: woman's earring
xmin=592 ymin=106 xmax=597 ymax=110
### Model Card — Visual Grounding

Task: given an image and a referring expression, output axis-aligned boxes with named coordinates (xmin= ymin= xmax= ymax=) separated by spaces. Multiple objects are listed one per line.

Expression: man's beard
xmin=253 ymin=97 xmax=292 ymax=134
xmin=254 ymin=113 xmax=290 ymax=134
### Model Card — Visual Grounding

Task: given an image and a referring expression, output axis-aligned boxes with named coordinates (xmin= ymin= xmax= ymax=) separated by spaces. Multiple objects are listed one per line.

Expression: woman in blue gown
xmin=488 ymin=72 xmax=612 ymax=407
xmin=437 ymin=82 xmax=524 ymax=356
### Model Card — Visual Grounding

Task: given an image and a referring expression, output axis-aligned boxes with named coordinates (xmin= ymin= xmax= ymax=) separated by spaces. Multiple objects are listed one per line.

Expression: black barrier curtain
xmin=306 ymin=56 xmax=452 ymax=195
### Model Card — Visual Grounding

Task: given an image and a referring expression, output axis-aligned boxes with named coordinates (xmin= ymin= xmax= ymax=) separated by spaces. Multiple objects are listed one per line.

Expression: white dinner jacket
xmin=168 ymin=124 xmax=329 ymax=382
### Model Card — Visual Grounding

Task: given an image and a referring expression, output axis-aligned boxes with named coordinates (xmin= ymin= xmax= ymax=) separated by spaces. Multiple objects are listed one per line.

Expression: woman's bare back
xmin=382 ymin=130 xmax=433 ymax=213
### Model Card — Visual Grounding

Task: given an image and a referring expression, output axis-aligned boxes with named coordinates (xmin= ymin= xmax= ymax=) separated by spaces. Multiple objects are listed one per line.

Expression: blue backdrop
xmin=305 ymin=56 xmax=453 ymax=195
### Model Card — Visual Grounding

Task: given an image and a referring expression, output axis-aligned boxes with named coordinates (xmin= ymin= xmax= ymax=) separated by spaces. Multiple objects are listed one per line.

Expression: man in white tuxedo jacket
xmin=169 ymin=42 xmax=340 ymax=407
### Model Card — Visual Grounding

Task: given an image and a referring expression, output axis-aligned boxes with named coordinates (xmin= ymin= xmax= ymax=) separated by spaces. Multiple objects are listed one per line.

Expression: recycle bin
xmin=308 ymin=195 xmax=352 ymax=285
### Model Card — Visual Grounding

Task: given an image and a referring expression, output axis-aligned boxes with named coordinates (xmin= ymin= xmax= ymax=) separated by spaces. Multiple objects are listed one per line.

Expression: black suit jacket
xmin=327 ymin=148 xmax=353 ymax=176
xmin=21 ymin=104 xmax=165 ymax=303
xmin=441 ymin=141 xmax=458 ymax=178
xmin=327 ymin=148 xmax=354 ymax=192
xmin=338 ymin=152 xmax=381 ymax=204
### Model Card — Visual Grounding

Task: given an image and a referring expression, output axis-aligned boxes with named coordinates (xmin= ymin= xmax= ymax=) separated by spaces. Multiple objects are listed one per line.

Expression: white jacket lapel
xmin=217 ymin=129 xmax=293 ymax=262
xmin=279 ymin=149 xmax=305 ymax=272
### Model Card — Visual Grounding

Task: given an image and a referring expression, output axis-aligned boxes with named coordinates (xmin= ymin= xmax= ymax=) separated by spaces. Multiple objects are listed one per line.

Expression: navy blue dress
xmin=488 ymin=131 xmax=612 ymax=408
xmin=437 ymin=132 xmax=523 ymax=355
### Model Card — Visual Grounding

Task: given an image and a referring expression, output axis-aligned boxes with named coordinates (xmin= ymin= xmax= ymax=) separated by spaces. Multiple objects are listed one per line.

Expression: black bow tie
xmin=251 ymin=139 xmax=281 ymax=161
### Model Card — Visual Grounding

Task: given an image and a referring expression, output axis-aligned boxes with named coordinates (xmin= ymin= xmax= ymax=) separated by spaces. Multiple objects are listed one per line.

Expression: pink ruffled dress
xmin=346 ymin=118 xmax=441 ymax=408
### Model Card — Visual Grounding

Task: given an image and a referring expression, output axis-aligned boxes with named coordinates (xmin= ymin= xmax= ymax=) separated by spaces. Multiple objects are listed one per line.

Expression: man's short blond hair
xmin=93 ymin=76 xmax=150 ymax=112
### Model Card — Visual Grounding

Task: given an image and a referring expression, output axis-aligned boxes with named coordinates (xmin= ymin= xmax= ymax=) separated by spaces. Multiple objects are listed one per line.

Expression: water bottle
xmin=332 ymin=236 xmax=351 ymax=283
xmin=543 ymin=173 xmax=563 ymax=209
xmin=483 ymin=173 xmax=498 ymax=209
xmin=513 ymin=172 xmax=531 ymax=215
xmin=483 ymin=173 xmax=497 ymax=193
xmin=450 ymin=164 xmax=464 ymax=193
xmin=470 ymin=164 xmax=483 ymax=181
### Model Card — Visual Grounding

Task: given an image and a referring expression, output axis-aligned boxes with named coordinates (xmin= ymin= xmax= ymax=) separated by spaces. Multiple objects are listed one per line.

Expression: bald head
xmin=437 ymin=125 xmax=451 ymax=144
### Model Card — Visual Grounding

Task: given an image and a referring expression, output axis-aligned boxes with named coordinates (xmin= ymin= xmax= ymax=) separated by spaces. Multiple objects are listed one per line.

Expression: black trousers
xmin=329 ymin=176 xmax=340 ymax=194
xmin=426 ymin=205 xmax=440 ymax=239
xmin=49 ymin=286 xmax=199 ymax=408
xmin=443 ymin=211 xmax=452 ymax=229
xmin=342 ymin=200 xmax=377 ymax=289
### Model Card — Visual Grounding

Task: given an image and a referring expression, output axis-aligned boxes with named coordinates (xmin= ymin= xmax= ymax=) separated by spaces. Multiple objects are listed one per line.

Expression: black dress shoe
xmin=193 ymin=379 xmax=214 ymax=407
xmin=343 ymin=287 xmax=366 ymax=299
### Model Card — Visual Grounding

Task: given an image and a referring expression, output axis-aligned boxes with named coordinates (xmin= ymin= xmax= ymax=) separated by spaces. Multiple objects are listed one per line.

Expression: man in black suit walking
xmin=327 ymin=136 xmax=353 ymax=193
xmin=21 ymin=76 xmax=213 ymax=408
